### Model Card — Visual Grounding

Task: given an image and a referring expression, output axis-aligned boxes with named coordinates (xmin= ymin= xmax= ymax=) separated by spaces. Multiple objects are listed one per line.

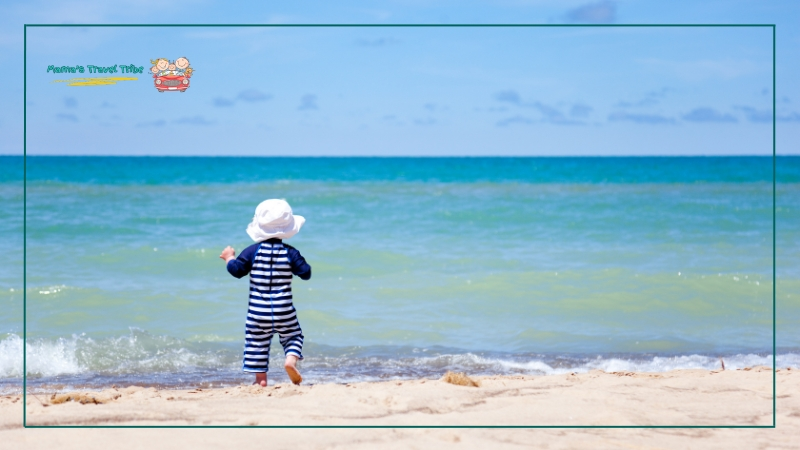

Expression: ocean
xmin=1 ymin=156 xmax=798 ymax=393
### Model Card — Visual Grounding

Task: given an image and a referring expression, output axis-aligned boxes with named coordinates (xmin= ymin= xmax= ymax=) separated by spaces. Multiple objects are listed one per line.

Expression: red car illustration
xmin=153 ymin=73 xmax=190 ymax=92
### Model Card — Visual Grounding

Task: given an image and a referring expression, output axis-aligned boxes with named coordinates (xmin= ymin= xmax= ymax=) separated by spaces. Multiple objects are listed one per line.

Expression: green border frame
xmin=22 ymin=23 xmax=778 ymax=429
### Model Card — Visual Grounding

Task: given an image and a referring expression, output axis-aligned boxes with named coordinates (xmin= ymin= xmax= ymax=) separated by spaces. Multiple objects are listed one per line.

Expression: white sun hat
xmin=246 ymin=199 xmax=305 ymax=242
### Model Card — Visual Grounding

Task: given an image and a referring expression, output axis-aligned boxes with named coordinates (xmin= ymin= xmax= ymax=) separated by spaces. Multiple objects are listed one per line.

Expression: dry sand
xmin=1 ymin=366 xmax=798 ymax=449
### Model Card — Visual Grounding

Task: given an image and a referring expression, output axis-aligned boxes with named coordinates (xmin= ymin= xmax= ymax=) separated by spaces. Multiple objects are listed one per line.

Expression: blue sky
xmin=1 ymin=0 xmax=798 ymax=156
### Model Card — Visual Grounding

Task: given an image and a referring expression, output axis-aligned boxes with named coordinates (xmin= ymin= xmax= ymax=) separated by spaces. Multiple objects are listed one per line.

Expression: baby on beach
xmin=219 ymin=199 xmax=311 ymax=386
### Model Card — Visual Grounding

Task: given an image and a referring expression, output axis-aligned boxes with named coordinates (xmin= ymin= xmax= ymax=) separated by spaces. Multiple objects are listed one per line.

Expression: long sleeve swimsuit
xmin=227 ymin=238 xmax=311 ymax=373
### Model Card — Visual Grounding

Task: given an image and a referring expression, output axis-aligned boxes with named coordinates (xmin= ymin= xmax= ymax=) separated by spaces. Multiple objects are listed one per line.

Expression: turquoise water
xmin=1 ymin=156 xmax=798 ymax=391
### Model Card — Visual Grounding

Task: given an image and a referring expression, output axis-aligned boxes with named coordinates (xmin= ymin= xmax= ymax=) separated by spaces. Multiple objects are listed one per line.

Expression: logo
xmin=150 ymin=57 xmax=194 ymax=93
xmin=48 ymin=64 xmax=141 ymax=87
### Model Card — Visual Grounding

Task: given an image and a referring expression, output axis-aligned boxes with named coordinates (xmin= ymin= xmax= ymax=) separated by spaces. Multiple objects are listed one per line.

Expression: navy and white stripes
xmin=227 ymin=238 xmax=311 ymax=374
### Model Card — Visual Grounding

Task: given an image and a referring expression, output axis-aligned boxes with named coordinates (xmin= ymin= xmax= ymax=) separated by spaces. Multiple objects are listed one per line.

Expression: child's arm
xmin=285 ymin=246 xmax=312 ymax=280
xmin=221 ymin=243 xmax=258 ymax=279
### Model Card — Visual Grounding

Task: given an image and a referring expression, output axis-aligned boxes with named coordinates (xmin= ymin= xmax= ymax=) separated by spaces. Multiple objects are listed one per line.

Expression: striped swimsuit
xmin=226 ymin=238 xmax=311 ymax=373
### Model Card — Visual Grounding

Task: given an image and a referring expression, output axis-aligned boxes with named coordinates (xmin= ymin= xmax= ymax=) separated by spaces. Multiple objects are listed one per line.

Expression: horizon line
xmin=2 ymin=154 xmax=787 ymax=158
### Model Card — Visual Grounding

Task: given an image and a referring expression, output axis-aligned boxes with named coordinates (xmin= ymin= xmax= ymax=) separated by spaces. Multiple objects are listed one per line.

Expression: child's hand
xmin=220 ymin=246 xmax=236 ymax=262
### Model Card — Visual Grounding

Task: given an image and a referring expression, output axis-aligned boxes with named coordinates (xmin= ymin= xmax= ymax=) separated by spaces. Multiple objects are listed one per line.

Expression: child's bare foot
xmin=284 ymin=355 xmax=302 ymax=385
xmin=253 ymin=373 xmax=267 ymax=387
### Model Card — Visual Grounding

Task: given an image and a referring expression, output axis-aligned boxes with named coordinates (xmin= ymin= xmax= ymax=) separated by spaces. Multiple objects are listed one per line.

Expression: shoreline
xmin=6 ymin=344 xmax=799 ymax=395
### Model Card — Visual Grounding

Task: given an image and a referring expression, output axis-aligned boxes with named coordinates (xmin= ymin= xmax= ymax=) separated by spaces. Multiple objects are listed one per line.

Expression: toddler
xmin=220 ymin=199 xmax=311 ymax=386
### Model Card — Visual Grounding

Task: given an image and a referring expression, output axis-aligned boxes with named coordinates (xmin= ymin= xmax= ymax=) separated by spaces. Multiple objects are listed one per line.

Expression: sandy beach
xmin=1 ymin=366 xmax=797 ymax=449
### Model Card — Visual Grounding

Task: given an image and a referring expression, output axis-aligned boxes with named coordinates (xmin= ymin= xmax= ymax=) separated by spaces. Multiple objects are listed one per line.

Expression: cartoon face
xmin=168 ymin=62 xmax=176 ymax=71
xmin=175 ymin=57 xmax=190 ymax=70
xmin=156 ymin=59 xmax=169 ymax=71
xmin=150 ymin=66 xmax=159 ymax=74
